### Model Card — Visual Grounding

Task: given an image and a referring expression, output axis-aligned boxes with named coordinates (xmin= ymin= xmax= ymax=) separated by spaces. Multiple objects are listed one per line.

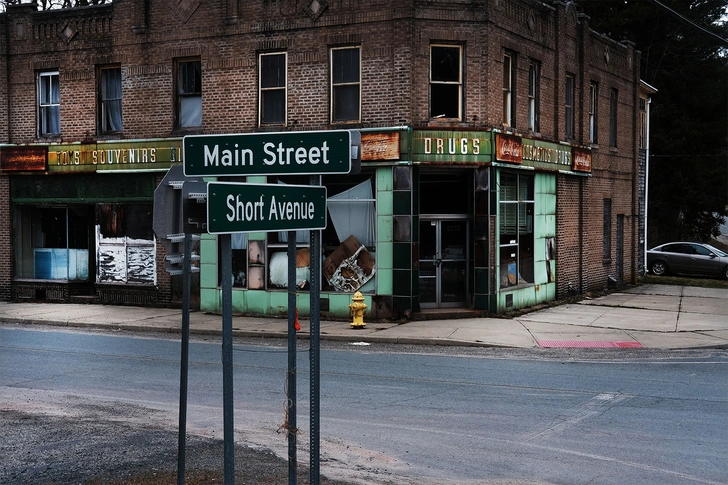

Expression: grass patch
xmin=641 ymin=274 xmax=728 ymax=289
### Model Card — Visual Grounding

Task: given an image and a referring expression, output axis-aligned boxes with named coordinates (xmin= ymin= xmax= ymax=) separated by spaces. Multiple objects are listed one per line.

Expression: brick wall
xmin=0 ymin=0 xmax=642 ymax=303
xmin=0 ymin=175 xmax=11 ymax=300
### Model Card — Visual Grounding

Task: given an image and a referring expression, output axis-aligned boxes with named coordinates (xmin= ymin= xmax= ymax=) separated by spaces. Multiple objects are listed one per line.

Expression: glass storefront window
xmin=499 ymin=173 xmax=534 ymax=287
xmin=222 ymin=172 xmax=378 ymax=292
xmin=14 ymin=206 xmax=91 ymax=281
xmin=96 ymin=204 xmax=156 ymax=285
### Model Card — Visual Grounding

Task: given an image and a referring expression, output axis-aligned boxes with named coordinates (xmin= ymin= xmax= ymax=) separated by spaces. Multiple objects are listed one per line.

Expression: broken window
xmin=96 ymin=203 xmax=156 ymax=285
xmin=430 ymin=45 xmax=462 ymax=120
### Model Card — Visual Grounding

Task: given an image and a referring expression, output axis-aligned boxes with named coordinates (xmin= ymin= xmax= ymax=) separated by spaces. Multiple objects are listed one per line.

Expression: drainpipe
xmin=643 ymin=96 xmax=652 ymax=274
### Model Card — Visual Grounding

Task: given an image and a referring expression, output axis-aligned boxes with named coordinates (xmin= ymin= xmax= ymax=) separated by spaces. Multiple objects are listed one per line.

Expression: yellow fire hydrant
xmin=349 ymin=291 xmax=367 ymax=329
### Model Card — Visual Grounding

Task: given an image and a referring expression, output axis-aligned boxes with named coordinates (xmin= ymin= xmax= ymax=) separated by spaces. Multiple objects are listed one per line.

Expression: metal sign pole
xmin=287 ymin=231 xmax=297 ymax=485
xmin=221 ymin=234 xmax=235 ymax=484
xmin=309 ymin=175 xmax=321 ymax=485
xmin=177 ymin=233 xmax=191 ymax=485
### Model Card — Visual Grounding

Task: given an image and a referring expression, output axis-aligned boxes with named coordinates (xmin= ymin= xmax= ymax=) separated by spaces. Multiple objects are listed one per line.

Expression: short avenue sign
xmin=184 ymin=130 xmax=353 ymax=177
xmin=207 ymin=182 xmax=327 ymax=234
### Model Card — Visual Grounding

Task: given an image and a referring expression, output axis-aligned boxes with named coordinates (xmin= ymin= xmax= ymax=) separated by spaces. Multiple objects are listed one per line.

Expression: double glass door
xmin=419 ymin=218 xmax=468 ymax=308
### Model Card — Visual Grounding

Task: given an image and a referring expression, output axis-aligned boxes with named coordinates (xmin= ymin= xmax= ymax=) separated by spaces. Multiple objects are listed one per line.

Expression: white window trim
xmin=503 ymin=53 xmax=513 ymax=127
xmin=528 ymin=60 xmax=539 ymax=132
xmin=589 ymin=82 xmax=598 ymax=144
xmin=38 ymin=71 xmax=60 ymax=137
xmin=258 ymin=52 xmax=288 ymax=126
xmin=430 ymin=44 xmax=463 ymax=120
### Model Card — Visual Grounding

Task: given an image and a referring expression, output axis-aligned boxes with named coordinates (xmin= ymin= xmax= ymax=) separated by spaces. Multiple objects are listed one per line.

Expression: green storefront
xmin=197 ymin=128 xmax=591 ymax=319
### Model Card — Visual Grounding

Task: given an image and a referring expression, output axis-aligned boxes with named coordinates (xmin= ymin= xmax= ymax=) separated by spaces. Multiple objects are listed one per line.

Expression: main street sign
xmin=207 ymin=182 xmax=327 ymax=234
xmin=184 ymin=130 xmax=356 ymax=177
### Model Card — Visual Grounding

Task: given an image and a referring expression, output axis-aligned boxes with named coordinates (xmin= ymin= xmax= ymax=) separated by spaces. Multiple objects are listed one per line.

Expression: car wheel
xmin=651 ymin=260 xmax=668 ymax=276
xmin=724 ymin=266 xmax=728 ymax=280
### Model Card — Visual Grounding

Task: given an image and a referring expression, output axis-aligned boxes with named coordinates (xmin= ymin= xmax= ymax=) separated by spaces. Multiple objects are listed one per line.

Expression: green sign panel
xmin=47 ymin=139 xmax=181 ymax=174
xmin=184 ymin=130 xmax=352 ymax=177
xmin=412 ymin=130 xmax=493 ymax=163
xmin=207 ymin=182 xmax=327 ymax=234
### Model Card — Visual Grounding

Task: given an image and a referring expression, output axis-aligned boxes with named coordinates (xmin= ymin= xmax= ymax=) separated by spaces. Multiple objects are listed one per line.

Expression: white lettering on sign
xmin=205 ymin=144 xmax=255 ymax=167
xmin=226 ymin=194 xmax=265 ymax=222
xmin=262 ymin=141 xmax=330 ymax=166
xmin=423 ymin=137 xmax=480 ymax=155
xmin=268 ymin=196 xmax=316 ymax=221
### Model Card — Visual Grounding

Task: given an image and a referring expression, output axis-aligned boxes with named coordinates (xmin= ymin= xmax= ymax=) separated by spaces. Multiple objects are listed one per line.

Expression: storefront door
xmin=419 ymin=218 xmax=468 ymax=308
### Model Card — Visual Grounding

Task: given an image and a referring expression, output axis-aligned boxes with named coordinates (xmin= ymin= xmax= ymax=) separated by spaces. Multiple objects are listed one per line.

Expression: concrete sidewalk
xmin=1 ymin=284 xmax=726 ymax=349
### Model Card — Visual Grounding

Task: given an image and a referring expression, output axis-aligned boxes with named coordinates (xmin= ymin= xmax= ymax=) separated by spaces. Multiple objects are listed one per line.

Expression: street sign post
xmin=184 ymin=130 xmax=357 ymax=177
xmin=206 ymin=182 xmax=327 ymax=234
xmin=183 ymin=129 xmax=354 ymax=485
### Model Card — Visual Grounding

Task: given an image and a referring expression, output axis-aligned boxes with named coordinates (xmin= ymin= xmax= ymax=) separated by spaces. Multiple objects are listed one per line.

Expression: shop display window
xmin=14 ymin=205 xmax=91 ymax=281
xmin=257 ymin=172 xmax=376 ymax=291
xmin=96 ymin=204 xmax=156 ymax=285
xmin=499 ymin=173 xmax=534 ymax=287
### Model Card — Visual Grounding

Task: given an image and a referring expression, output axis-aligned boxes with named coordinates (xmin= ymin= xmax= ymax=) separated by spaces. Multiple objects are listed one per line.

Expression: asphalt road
xmin=1 ymin=325 xmax=726 ymax=485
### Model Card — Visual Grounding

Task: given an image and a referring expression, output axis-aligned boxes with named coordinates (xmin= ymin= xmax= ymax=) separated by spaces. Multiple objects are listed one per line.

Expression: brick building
xmin=0 ymin=0 xmax=651 ymax=318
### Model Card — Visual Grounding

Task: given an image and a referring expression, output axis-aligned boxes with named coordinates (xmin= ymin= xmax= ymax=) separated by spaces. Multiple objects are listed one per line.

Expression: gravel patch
xmin=0 ymin=407 xmax=354 ymax=485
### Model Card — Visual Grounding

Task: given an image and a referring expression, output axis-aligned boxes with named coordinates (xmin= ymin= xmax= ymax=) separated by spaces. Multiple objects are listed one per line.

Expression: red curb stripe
xmin=537 ymin=340 xmax=643 ymax=348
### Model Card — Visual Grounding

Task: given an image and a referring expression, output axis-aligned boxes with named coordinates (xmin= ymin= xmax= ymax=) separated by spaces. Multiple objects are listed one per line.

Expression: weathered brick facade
xmin=0 ymin=0 xmax=643 ymax=313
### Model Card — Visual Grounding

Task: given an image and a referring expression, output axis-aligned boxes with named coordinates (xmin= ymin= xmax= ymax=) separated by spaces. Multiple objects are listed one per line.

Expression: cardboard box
xmin=323 ymin=235 xmax=363 ymax=281
xmin=323 ymin=235 xmax=376 ymax=292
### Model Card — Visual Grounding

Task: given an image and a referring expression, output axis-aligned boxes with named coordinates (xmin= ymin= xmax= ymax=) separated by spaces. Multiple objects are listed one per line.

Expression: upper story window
xmin=430 ymin=44 xmax=462 ymax=120
xmin=527 ymin=60 xmax=540 ymax=132
xmin=330 ymin=46 xmax=361 ymax=123
xmin=609 ymin=88 xmax=618 ymax=147
xmin=502 ymin=52 xmax=515 ymax=127
xmin=176 ymin=59 xmax=202 ymax=129
xmin=639 ymin=96 xmax=647 ymax=149
xmin=564 ymin=74 xmax=575 ymax=140
xmin=99 ymin=66 xmax=123 ymax=133
xmin=38 ymin=71 xmax=60 ymax=137
xmin=589 ymin=81 xmax=598 ymax=144
xmin=259 ymin=52 xmax=287 ymax=126
xmin=603 ymin=198 xmax=612 ymax=261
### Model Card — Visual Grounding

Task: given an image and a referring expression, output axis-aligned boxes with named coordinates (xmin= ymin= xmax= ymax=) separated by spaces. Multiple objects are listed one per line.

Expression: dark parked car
xmin=647 ymin=242 xmax=728 ymax=280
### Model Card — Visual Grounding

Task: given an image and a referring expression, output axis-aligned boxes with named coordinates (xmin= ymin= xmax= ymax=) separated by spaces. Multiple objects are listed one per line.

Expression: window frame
xmin=589 ymin=81 xmax=598 ymax=144
xmin=175 ymin=58 xmax=202 ymax=129
xmin=429 ymin=44 xmax=463 ymax=120
xmin=330 ymin=46 xmax=361 ymax=123
xmin=259 ymin=52 xmax=287 ymax=126
xmin=98 ymin=65 xmax=123 ymax=134
xmin=564 ymin=73 xmax=575 ymax=140
xmin=639 ymin=97 xmax=647 ymax=149
xmin=603 ymin=198 xmax=612 ymax=262
xmin=502 ymin=52 xmax=515 ymax=127
xmin=14 ymin=205 xmax=91 ymax=281
xmin=38 ymin=71 xmax=61 ymax=137
xmin=527 ymin=60 xmax=540 ymax=132
xmin=609 ymin=88 xmax=618 ymax=147
xmin=499 ymin=172 xmax=535 ymax=288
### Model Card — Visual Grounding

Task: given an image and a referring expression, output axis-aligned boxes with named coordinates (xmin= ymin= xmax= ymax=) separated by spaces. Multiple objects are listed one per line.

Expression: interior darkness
xmin=419 ymin=170 xmax=469 ymax=215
